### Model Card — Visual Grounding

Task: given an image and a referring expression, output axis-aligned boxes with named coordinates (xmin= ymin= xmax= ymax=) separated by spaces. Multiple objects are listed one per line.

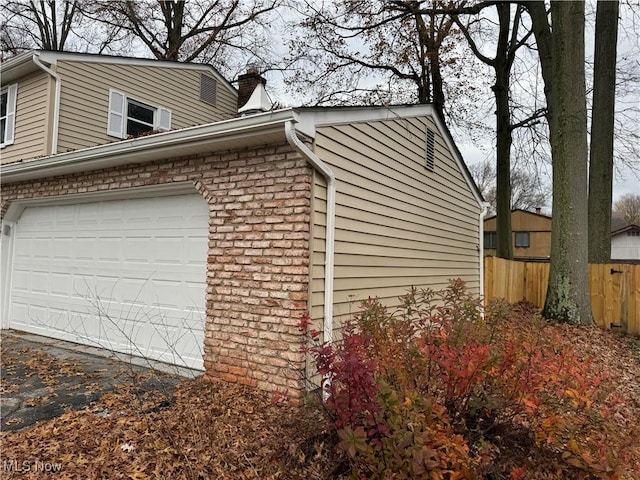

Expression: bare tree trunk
xmin=454 ymin=3 xmax=530 ymax=259
xmin=494 ymin=4 xmax=514 ymax=259
xmin=494 ymin=69 xmax=513 ymax=259
xmin=588 ymin=0 xmax=619 ymax=263
xmin=541 ymin=1 xmax=593 ymax=325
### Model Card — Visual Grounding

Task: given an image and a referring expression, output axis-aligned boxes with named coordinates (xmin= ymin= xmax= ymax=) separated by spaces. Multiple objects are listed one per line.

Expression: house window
xmin=1 ymin=83 xmax=18 ymax=147
xmin=484 ymin=231 xmax=497 ymax=249
xmin=515 ymin=232 xmax=530 ymax=248
xmin=107 ymin=89 xmax=171 ymax=139
xmin=127 ymin=100 xmax=156 ymax=137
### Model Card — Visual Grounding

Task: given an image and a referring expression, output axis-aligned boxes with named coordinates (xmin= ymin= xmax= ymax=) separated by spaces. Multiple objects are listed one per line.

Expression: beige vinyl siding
xmin=55 ymin=61 xmax=237 ymax=153
xmin=1 ymin=72 xmax=49 ymax=164
xmin=310 ymin=116 xmax=481 ymax=337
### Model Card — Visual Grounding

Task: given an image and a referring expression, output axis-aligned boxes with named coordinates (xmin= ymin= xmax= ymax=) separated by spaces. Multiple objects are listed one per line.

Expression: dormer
xmin=0 ymin=51 xmax=237 ymax=165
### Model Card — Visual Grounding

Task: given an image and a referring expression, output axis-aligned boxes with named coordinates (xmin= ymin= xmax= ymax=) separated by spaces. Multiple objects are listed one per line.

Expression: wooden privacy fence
xmin=484 ymin=256 xmax=640 ymax=336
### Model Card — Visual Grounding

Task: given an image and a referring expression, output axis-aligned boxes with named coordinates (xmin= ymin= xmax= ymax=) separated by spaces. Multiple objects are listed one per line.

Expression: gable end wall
xmin=311 ymin=116 xmax=481 ymax=340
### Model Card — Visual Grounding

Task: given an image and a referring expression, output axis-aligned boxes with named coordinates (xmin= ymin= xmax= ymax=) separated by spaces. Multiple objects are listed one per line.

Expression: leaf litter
xmin=1 ymin=311 xmax=639 ymax=479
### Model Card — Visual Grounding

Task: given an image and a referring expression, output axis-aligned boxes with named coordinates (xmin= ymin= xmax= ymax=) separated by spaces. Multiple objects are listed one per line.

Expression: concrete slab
xmin=0 ymin=330 xmax=200 ymax=432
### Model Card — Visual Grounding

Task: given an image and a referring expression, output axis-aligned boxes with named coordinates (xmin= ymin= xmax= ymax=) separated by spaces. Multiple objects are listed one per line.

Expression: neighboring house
xmin=1 ymin=52 xmax=484 ymax=399
xmin=484 ymin=209 xmax=551 ymax=261
xmin=484 ymin=210 xmax=640 ymax=262
xmin=611 ymin=218 xmax=640 ymax=262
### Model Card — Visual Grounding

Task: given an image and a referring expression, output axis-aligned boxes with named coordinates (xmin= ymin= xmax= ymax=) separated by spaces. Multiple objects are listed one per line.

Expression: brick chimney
xmin=535 ymin=207 xmax=542 ymax=215
xmin=237 ymin=67 xmax=266 ymax=110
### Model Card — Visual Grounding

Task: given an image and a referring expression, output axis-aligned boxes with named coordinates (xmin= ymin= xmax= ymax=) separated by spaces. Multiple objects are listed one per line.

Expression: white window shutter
xmin=107 ymin=89 xmax=126 ymax=138
xmin=4 ymin=84 xmax=18 ymax=146
xmin=156 ymin=107 xmax=171 ymax=132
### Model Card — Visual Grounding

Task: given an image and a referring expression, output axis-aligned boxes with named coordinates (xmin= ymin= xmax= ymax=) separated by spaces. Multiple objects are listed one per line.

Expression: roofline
xmin=296 ymin=104 xmax=484 ymax=207
xmin=611 ymin=224 xmax=640 ymax=235
xmin=1 ymin=104 xmax=484 ymax=210
xmin=1 ymin=50 xmax=236 ymax=96
xmin=485 ymin=208 xmax=552 ymax=221
xmin=0 ymin=50 xmax=34 ymax=69
xmin=0 ymin=109 xmax=301 ymax=183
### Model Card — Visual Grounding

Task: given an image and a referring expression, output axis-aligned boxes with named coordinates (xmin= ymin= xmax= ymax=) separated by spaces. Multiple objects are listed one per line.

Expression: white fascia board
xmin=296 ymin=104 xmax=437 ymax=137
xmin=0 ymin=50 xmax=37 ymax=71
xmin=0 ymin=50 xmax=40 ymax=85
xmin=1 ymin=109 xmax=302 ymax=184
xmin=34 ymin=51 xmax=237 ymax=97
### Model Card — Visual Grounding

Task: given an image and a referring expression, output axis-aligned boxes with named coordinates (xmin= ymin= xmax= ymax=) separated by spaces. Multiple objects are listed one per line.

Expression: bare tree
xmin=588 ymin=0 xmax=620 ymax=263
xmin=1 ymin=0 xmax=134 ymax=58
xmin=452 ymin=4 xmax=546 ymax=259
xmin=1 ymin=0 xmax=80 ymax=55
xmin=86 ymin=0 xmax=280 ymax=77
xmin=470 ymin=160 xmax=548 ymax=215
xmin=613 ymin=193 xmax=640 ymax=225
xmin=285 ymin=0 xmax=486 ymax=112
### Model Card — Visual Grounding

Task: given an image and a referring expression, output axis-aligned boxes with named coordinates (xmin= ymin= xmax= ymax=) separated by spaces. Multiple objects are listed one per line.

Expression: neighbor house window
xmin=484 ymin=231 xmax=497 ymax=249
xmin=515 ymin=232 xmax=530 ymax=248
xmin=1 ymin=84 xmax=18 ymax=147
xmin=107 ymin=89 xmax=171 ymax=139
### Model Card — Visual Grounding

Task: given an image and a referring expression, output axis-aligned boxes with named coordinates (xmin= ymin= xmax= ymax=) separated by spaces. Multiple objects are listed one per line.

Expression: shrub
xmin=300 ymin=280 xmax=639 ymax=479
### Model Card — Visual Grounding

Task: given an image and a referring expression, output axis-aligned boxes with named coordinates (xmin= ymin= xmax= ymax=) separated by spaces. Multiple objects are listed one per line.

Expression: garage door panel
xmin=50 ymin=273 xmax=72 ymax=296
xmin=155 ymin=237 xmax=183 ymax=264
xmin=101 ymin=201 xmax=126 ymax=223
xmin=54 ymin=207 xmax=75 ymax=225
xmin=76 ymin=238 xmax=95 ymax=260
xmin=31 ymin=272 xmax=49 ymax=294
xmin=97 ymin=238 xmax=122 ymax=262
xmin=53 ymin=238 xmax=73 ymax=259
xmin=123 ymin=237 xmax=152 ymax=263
xmin=77 ymin=203 xmax=100 ymax=225
xmin=11 ymin=269 xmax=30 ymax=292
xmin=8 ymin=193 xmax=208 ymax=370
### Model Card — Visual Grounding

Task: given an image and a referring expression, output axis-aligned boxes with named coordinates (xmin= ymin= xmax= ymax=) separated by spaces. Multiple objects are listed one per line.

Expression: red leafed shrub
xmin=300 ymin=280 xmax=640 ymax=479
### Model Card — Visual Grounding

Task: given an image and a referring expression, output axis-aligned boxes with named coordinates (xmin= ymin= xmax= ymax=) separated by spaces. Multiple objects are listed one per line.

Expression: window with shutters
xmin=107 ymin=89 xmax=171 ymax=139
xmin=1 ymin=83 xmax=18 ymax=148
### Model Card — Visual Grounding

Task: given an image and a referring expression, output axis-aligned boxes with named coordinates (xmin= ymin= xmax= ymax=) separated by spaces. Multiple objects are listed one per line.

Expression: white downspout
xmin=479 ymin=202 xmax=490 ymax=316
xmin=32 ymin=53 xmax=60 ymax=155
xmin=285 ymin=121 xmax=336 ymax=394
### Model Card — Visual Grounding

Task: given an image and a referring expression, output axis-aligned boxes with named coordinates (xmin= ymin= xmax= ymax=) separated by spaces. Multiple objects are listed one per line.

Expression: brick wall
xmin=1 ymin=143 xmax=313 ymax=399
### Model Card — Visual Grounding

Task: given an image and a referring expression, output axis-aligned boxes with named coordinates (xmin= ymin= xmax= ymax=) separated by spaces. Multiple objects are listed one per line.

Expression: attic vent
xmin=200 ymin=74 xmax=217 ymax=105
xmin=426 ymin=128 xmax=435 ymax=171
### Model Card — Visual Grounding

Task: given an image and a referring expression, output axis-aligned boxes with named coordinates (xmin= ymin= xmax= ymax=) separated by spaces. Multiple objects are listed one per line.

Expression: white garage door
xmin=7 ymin=193 xmax=209 ymax=370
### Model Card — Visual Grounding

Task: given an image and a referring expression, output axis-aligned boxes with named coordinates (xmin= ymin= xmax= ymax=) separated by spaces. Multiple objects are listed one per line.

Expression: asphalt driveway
xmin=0 ymin=330 xmax=196 ymax=432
